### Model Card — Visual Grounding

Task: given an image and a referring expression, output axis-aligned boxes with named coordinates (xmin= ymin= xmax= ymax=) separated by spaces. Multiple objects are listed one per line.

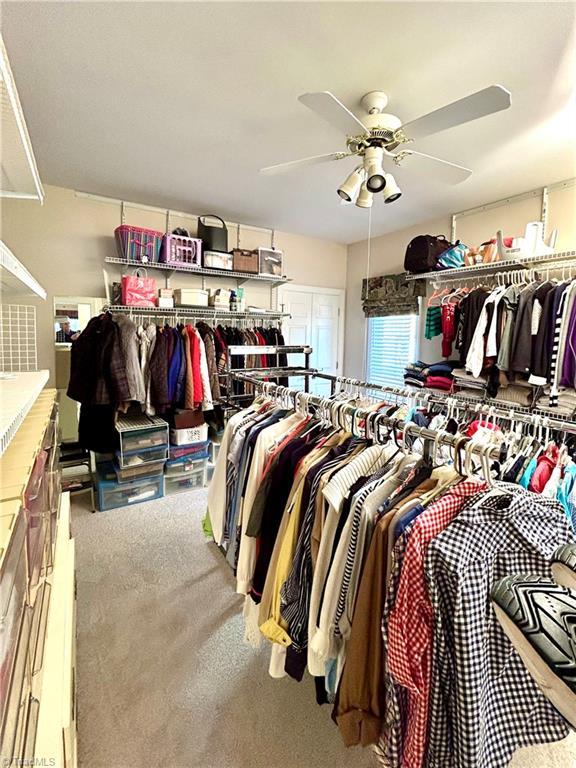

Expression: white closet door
xmin=278 ymin=286 xmax=344 ymax=395
xmin=279 ymin=289 xmax=313 ymax=391
xmin=310 ymin=293 xmax=341 ymax=396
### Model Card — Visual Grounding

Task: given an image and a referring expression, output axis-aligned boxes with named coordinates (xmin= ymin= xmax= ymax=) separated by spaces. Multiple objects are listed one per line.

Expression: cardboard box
xmin=173 ymin=288 xmax=209 ymax=307
xmin=173 ymin=409 xmax=206 ymax=429
xmin=158 ymin=297 xmax=174 ymax=309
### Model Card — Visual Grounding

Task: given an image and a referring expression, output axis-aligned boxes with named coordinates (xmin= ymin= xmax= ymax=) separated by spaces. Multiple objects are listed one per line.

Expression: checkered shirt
xmin=386 ymin=480 xmax=486 ymax=768
xmin=374 ymin=524 xmax=414 ymax=768
xmin=425 ymin=482 xmax=574 ymax=768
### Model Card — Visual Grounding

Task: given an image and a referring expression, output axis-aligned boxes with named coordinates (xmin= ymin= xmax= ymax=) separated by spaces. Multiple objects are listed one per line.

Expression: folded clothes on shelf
xmin=494 ymin=385 xmax=534 ymax=408
xmin=452 ymin=368 xmax=488 ymax=392
xmin=425 ymin=375 xmax=453 ymax=392
xmin=536 ymin=387 xmax=576 ymax=415
xmin=427 ymin=360 xmax=460 ymax=377
xmin=454 ymin=387 xmax=484 ymax=400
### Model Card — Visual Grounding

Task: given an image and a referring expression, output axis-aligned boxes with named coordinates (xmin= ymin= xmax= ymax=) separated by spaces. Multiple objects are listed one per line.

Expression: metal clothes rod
xmin=232 ymin=372 xmax=505 ymax=462
xmin=233 ymin=369 xmax=576 ymax=437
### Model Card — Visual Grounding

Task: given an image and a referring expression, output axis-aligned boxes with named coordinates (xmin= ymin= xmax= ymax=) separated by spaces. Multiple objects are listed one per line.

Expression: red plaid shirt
xmin=387 ymin=479 xmax=486 ymax=768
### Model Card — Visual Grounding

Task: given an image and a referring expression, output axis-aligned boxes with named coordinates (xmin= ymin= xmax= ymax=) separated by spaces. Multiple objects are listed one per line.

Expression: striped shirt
xmin=308 ymin=445 xmax=394 ymax=676
xmin=549 ymin=282 xmax=576 ymax=406
xmin=280 ymin=440 xmax=361 ymax=655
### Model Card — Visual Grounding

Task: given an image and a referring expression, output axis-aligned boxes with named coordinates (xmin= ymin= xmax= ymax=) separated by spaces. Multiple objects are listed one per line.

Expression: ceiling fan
xmin=260 ymin=85 xmax=512 ymax=207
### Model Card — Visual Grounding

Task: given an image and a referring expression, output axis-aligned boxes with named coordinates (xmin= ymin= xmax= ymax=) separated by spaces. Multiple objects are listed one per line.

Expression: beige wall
xmin=345 ymin=183 xmax=576 ymax=377
xmin=1 ymin=185 xmax=347 ymax=386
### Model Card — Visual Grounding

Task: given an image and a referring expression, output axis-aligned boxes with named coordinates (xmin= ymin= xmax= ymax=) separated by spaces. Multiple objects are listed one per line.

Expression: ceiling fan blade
xmin=397 ymin=150 xmax=472 ymax=184
xmin=400 ymin=85 xmax=511 ymax=141
xmin=259 ymin=151 xmax=349 ymax=175
xmin=298 ymin=91 xmax=368 ymax=136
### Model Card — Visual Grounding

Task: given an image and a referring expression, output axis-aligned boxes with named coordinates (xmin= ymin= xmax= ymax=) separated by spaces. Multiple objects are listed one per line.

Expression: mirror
xmin=53 ymin=296 xmax=106 ymax=441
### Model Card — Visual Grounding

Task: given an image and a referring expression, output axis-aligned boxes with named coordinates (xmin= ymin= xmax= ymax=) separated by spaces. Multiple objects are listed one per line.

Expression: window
xmin=366 ymin=314 xmax=419 ymax=388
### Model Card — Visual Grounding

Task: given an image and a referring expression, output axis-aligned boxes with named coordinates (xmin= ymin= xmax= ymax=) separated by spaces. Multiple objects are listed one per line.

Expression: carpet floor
xmin=71 ymin=490 xmax=576 ymax=768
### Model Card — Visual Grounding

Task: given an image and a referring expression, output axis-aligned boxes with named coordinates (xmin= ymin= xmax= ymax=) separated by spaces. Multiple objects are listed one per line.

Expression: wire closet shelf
xmin=404 ymin=249 xmax=576 ymax=283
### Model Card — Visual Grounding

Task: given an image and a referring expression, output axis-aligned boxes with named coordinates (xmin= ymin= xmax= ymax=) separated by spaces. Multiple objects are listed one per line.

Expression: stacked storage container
xmin=94 ymin=415 xmax=169 ymax=511
xmin=166 ymin=423 xmax=209 ymax=495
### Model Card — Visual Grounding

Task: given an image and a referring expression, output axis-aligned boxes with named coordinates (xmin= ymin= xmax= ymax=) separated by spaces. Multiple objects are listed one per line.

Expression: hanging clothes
xmin=206 ymin=380 xmax=575 ymax=768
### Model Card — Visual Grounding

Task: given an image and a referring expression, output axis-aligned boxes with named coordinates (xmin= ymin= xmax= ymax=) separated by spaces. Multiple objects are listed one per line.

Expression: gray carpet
xmin=71 ymin=491 xmax=576 ymax=768
xmin=72 ymin=490 xmax=374 ymax=768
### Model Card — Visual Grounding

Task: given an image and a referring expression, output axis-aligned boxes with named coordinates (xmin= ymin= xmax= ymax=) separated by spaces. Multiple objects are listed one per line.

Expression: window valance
xmin=362 ymin=273 xmax=425 ymax=317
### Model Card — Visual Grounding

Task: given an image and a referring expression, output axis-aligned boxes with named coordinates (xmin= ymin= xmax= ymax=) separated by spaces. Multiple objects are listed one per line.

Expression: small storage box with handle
xmin=231 ymin=249 xmax=259 ymax=274
xmin=258 ymin=247 xmax=283 ymax=277
xmin=115 ymin=225 xmax=163 ymax=264
xmin=197 ymin=215 xmax=228 ymax=254
xmin=121 ymin=268 xmax=157 ymax=307
xmin=160 ymin=233 xmax=202 ymax=268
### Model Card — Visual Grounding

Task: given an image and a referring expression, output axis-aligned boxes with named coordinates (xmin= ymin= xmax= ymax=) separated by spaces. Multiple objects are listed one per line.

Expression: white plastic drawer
xmin=165 ymin=457 xmax=207 ymax=478
xmin=165 ymin=468 xmax=207 ymax=494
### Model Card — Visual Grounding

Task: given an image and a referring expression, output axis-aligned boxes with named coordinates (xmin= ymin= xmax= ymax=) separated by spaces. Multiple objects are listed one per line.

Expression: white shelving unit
xmin=404 ymin=249 xmax=576 ymax=282
xmin=0 ymin=239 xmax=47 ymax=299
xmin=106 ymin=304 xmax=289 ymax=321
xmin=104 ymin=256 xmax=290 ymax=289
xmin=0 ymin=369 xmax=50 ymax=454
xmin=0 ymin=35 xmax=44 ymax=202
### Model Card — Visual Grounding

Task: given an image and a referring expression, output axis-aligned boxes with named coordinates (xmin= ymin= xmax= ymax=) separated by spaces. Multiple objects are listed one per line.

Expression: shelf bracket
xmin=165 ymin=270 xmax=176 ymax=289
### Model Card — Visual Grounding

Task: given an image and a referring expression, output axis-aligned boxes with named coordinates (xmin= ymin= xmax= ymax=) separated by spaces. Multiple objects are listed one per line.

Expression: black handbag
xmin=404 ymin=234 xmax=454 ymax=274
xmin=197 ymin=215 xmax=228 ymax=253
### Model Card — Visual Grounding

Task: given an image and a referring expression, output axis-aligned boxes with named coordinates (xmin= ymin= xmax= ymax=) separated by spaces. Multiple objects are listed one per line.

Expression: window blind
xmin=366 ymin=314 xmax=419 ymax=388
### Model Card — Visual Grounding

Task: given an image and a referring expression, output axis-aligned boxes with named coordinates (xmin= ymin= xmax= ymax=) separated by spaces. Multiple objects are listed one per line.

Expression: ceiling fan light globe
xmin=363 ymin=146 xmax=386 ymax=193
xmin=337 ymin=165 xmax=365 ymax=203
xmin=355 ymin=183 xmax=373 ymax=208
xmin=366 ymin=173 xmax=386 ymax=193
xmin=383 ymin=172 xmax=402 ymax=203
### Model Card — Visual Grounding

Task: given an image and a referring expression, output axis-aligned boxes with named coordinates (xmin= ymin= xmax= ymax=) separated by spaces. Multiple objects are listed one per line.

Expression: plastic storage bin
xmin=96 ymin=471 xmax=164 ymax=512
xmin=202 ymin=250 xmax=233 ymax=270
xmin=119 ymin=425 xmax=168 ymax=456
xmin=23 ymin=452 xmax=48 ymax=588
xmin=116 ymin=444 xmax=168 ymax=470
xmin=115 ymin=225 xmax=163 ymax=264
xmin=165 ymin=467 xmax=207 ymax=494
xmin=169 ymin=440 xmax=210 ymax=462
xmin=0 ymin=607 xmax=31 ymax=764
xmin=165 ymin=457 xmax=208 ymax=478
xmin=160 ymin=234 xmax=202 ymax=268
xmin=170 ymin=424 xmax=209 ymax=446
xmin=114 ymin=460 xmax=165 ymax=483
xmin=258 ymin=247 xmax=283 ymax=276
xmin=0 ymin=508 xmax=28 ymax=728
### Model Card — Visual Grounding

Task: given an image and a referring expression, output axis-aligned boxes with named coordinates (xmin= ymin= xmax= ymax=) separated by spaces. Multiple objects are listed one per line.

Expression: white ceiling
xmin=2 ymin=2 xmax=575 ymax=244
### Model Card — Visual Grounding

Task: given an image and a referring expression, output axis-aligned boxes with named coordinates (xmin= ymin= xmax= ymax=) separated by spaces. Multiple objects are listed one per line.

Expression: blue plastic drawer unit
xmin=95 ymin=470 xmax=164 ymax=512
xmin=165 ymin=456 xmax=209 ymax=478
xmin=168 ymin=440 xmax=210 ymax=462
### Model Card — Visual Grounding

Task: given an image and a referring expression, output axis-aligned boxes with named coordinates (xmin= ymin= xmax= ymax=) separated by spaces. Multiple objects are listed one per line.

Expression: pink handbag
xmin=121 ymin=268 xmax=157 ymax=307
